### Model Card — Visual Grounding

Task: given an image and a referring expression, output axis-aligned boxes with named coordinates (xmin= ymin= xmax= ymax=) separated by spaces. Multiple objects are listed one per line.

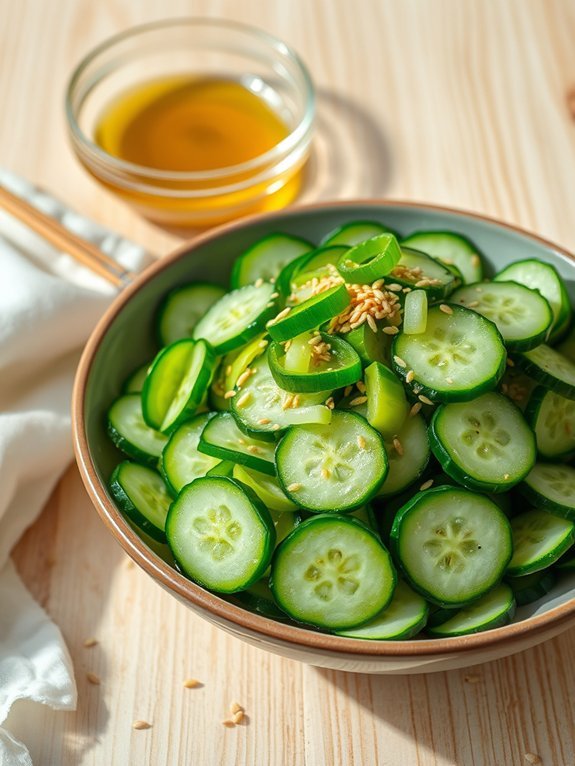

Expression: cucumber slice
xmin=343 ymin=323 xmax=391 ymax=366
xmin=515 ymin=344 xmax=575 ymax=400
xmin=276 ymin=410 xmax=388 ymax=512
xmin=401 ymin=231 xmax=483 ymax=285
xmin=232 ymin=577 xmax=290 ymax=621
xmin=109 ymin=461 xmax=172 ymax=543
xmin=193 ymin=282 xmax=279 ymax=354
xmin=520 ymin=463 xmax=575 ymax=520
xmin=364 ymin=361 xmax=409 ymax=438
xmin=525 ymin=386 xmax=575 ymax=461
xmin=403 ymin=290 xmax=428 ymax=335
xmin=451 ymin=281 xmax=553 ymax=352
xmin=494 ymin=258 xmax=571 ymax=338
xmin=157 ymin=282 xmax=226 ymax=345
xmin=161 ymin=413 xmax=220 ymax=495
xmin=223 ymin=333 xmax=268 ymax=391
xmin=336 ymin=233 xmax=402 ymax=283
xmin=166 ymin=477 xmax=276 ymax=593
xmin=231 ymin=351 xmax=331 ymax=437
xmin=336 ymin=580 xmax=428 ymax=640
xmin=268 ymin=333 xmax=361 ymax=393
xmin=267 ymin=283 xmax=350 ymax=342
xmin=506 ymin=508 xmax=575 ymax=576
xmin=390 ymin=486 xmax=513 ymax=606
xmin=232 ymin=464 xmax=298 ymax=512
xmin=377 ymin=413 xmax=430 ymax=497
xmin=392 ymin=304 xmax=506 ymax=403
xmin=321 ymin=220 xmax=398 ymax=246
xmin=426 ymin=584 xmax=515 ymax=637
xmin=555 ymin=551 xmax=575 ymax=573
xmin=390 ymin=247 xmax=459 ymax=301
xmin=206 ymin=460 xmax=235 ymax=478
xmin=289 ymin=246 xmax=349 ymax=296
xmin=142 ymin=339 xmax=216 ymax=433
xmin=270 ymin=515 xmax=396 ymax=630
xmin=230 ymin=233 xmax=313 ymax=288
xmin=557 ymin=325 xmax=575 ymax=361
xmin=108 ymin=394 xmax=168 ymax=466
xmin=506 ymin=569 xmax=557 ymax=606
xmin=198 ymin=412 xmax=277 ymax=476
xmin=429 ymin=392 xmax=536 ymax=493
xmin=123 ymin=363 xmax=150 ymax=394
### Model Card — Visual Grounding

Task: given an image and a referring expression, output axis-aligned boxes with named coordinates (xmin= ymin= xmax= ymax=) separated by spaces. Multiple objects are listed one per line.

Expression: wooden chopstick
xmin=0 ymin=185 xmax=135 ymax=288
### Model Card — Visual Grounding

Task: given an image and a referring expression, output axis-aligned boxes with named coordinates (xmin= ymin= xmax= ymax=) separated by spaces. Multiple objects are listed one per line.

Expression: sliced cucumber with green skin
xmin=125 ymin=516 xmax=175 ymax=567
xmin=289 ymin=246 xmax=349 ymax=301
xmin=268 ymin=334 xmax=361 ymax=393
xmin=198 ymin=412 xmax=276 ymax=476
xmin=506 ymin=569 xmax=557 ymax=606
xmin=494 ymin=258 xmax=571 ymax=339
xmin=109 ymin=461 xmax=172 ymax=543
xmin=157 ymin=282 xmax=226 ymax=346
xmin=557 ymin=325 xmax=575 ymax=362
xmin=232 ymin=464 xmax=298 ymax=512
xmin=231 ymin=577 xmax=291 ymax=622
xmin=426 ymin=584 xmax=515 ymax=637
xmin=392 ymin=304 xmax=507 ymax=403
xmin=108 ymin=394 xmax=168 ymax=466
xmin=429 ymin=392 xmax=536 ymax=493
xmin=193 ymin=282 xmax=279 ymax=354
xmin=514 ymin=344 xmax=575 ymax=401
xmin=401 ymin=231 xmax=483 ymax=285
xmin=343 ymin=323 xmax=391 ymax=366
xmin=336 ymin=580 xmax=428 ymax=640
xmin=390 ymin=486 xmax=513 ymax=607
xmin=142 ymin=339 xmax=216 ymax=433
xmin=231 ymin=351 xmax=331 ymax=438
xmin=506 ymin=508 xmax=575 ymax=576
xmin=206 ymin=460 xmax=235 ymax=477
xmin=230 ymin=233 xmax=313 ymax=289
xmin=321 ymin=220 xmax=398 ymax=247
xmin=389 ymin=247 xmax=460 ymax=301
xmin=166 ymin=477 xmax=276 ymax=593
xmin=161 ymin=413 xmax=220 ymax=495
xmin=365 ymin=361 xmax=409 ymax=438
xmin=223 ymin=334 xmax=268 ymax=391
xmin=377 ymin=413 xmax=430 ymax=497
xmin=267 ymin=284 xmax=350 ymax=342
xmin=451 ymin=281 xmax=553 ymax=352
xmin=336 ymin=233 xmax=402 ymax=283
xmin=276 ymin=410 xmax=388 ymax=512
xmin=403 ymin=289 xmax=428 ymax=335
xmin=270 ymin=515 xmax=396 ymax=630
xmin=519 ymin=463 xmax=575 ymax=520
xmin=525 ymin=386 xmax=575 ymax=461
xmin=123 ymin=363 xmax=150 ymax=394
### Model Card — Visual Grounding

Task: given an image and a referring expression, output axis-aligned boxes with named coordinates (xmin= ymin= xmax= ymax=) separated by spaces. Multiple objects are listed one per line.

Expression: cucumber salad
xmin=106 ymin=220 xmax=575 ymax=639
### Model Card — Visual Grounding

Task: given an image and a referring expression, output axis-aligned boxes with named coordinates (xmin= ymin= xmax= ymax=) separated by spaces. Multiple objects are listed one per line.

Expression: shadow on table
xmin=10 ymin=465 xmax=123 ymax=765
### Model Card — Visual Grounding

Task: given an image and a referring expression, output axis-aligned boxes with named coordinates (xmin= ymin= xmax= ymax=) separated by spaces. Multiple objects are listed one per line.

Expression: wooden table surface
xmin=5 ymin=1 xmax=575 ymax=764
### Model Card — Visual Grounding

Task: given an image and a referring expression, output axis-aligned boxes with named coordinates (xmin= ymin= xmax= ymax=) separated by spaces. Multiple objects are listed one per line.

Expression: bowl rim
xmin=72 ymin=198 xmax=575 ymax=657
xmin=64 ymin=16 xmax=315 ymax=185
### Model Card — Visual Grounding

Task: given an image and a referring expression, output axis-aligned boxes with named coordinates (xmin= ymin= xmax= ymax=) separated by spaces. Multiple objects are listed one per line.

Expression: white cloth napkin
xmin=0 ymin=169 xmax=153 ymax=765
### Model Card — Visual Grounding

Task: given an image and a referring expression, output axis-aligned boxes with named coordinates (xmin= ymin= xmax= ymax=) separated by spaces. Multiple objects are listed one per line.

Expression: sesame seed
xmin=325 ymin=397 xmax=335 ymax=409
xmin=410 ymin=402 xmax=423 ymax=417
xmin=321 ymin=467 xmax=332 ymax=479
xmin=420 ymin=479 xmax=434 ymax=491
xmin=83 ymin=637 xmax=98 ymax=648
xmin=446 ymin=377 xmax=454 ymax=384
xmin=287 ymin=482 xmax=302 ymax=492
xmin=464 ymin=674 xmax=481 ymax=684
xmin=418 ymin=394 xmax=434 ymax=406
xmin=236 ymin=369 xmax=252 ymax=387
xmin=372 ymin=278 xmax=385 ymax=289
xmin=183 ymin=678 xmax=202 ymax=689
xmin=507 ymin=358 xmax=515 ymax=367
xmin=266 ymin=302 xmax=274 ymax=308
xmin=467 ymin=300 xmax=480 ymax=308
xmin=524 ymin=755 xmax=541 ymax=765
xmin=246 ymin=445 xmax=260 ymax=454
xmin=344 ymin=385 xmax=353 ymax=397
xmin=258 ymin=418 xmax=271 ymax=425
xmin=86 ymin=672 xmax=101 ymax=685
xmin=270 ymin=292 xmax=279 ymax=299
xmin=236 ymin=391 xmax=252 ymax=408
xmin=133 ymin=720 xmax=152 ymax=730
xmin=222 ymin=719 xmax=235 ymax=728
xmin=292 ymin=395 xmax=301 ymax=408
xmin=271 ymin=424 xmax=281 ymax=431
xmin=309 ymin=334 xmax=323 ymax=346
xmin=475 ymin=287 xmax=483 ymax=293
xmin=393 ymin=438 xmax=404 ymax=456
xmin=383 ymin=325 xmax=399 ymax=335
xmin=386 ymin=283 xmax=403 ymax=292
xmin=230 ymin=701 xmax=243 ymax=714
xmin=439 ymin=304 xmax=453 ymax=315
xmin=504 ymin=473 xmax=510 ymax=480
xmin=406 ymin=370 xmax=415 ymax=384
xmin=238 ymin=437 xmax=246 ymax=445
xmin=393 ymin=355 xmax=407 ymax=368
xmin=224 ymin=390 xmax=236 ymax=399
xmin=403 ymin=287 xmax=412 ymax=293
xmin=282 ymin=394 xmax=294 ymax=410
xmin=357 ymin=435 xmax=367 ymax=449
xmin=350 ymin=395 xmax=368 ymax=406
xmin=258 ymin=339 xmax=269 ymax=349
xmin=254 ymin=278 xmax=264 ymax=288
xmin=356 ymin=380 xmax=366 ymax=393
xmin=276 ymin=307 xmax=291 ymax=320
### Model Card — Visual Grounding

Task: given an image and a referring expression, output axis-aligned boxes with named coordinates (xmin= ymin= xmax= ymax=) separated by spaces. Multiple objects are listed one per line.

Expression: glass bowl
xmin=65 ymin=18 xmax=315 ymax=228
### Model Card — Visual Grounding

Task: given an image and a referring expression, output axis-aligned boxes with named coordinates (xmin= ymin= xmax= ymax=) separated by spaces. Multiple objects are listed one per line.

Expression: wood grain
xmin=5 ymin=0 xmax=575 ymax=764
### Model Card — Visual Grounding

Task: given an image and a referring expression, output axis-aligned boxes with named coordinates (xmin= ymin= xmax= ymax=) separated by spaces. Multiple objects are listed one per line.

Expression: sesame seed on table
xmin=8 ymin=0 xmax=575 ymax=764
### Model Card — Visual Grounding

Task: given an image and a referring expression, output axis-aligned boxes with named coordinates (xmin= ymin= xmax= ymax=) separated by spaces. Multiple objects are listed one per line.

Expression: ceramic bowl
xmin=72 ymin=201 xmax=575 ymax=674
